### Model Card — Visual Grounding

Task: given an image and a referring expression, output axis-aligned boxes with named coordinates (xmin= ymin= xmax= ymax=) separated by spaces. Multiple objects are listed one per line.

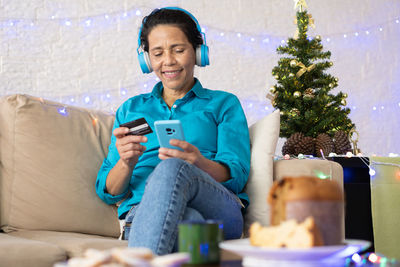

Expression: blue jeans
xmin=124 ymin=158 xmax=244 ymax=255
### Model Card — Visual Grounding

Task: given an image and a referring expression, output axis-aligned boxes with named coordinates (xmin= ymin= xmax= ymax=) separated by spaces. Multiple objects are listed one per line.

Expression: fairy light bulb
xmin=351 ymin=253 xmax=362 ymax=264
xmin=92 ymin=117 xmax=98 ymax=127
xmin=368 ymin=253 xmax=379 ymax=263
xmin=346 ymin=152 xmax=353 ymax=158
xmin=369 ymin=168 xmax=376 ymax=176
xmin=396 ymin=170 xmax=400 ymax=181
xmin=57 ymin=107 xmax=68 ymax=116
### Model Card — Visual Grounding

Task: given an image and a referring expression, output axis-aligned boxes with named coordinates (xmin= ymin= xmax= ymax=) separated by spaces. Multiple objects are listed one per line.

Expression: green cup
xmin=178 ymin=220 xmax=224 ymax=264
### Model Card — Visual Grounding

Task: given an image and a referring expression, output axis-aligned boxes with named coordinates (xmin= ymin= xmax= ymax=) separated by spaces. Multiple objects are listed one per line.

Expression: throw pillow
xmin=243 ymin=109 xmax=280 ymax=236
xmin=0 ymin=94 xmax=120 ymax=237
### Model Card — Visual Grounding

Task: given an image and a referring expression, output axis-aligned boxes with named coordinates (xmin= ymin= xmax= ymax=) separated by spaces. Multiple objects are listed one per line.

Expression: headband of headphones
xmin=137 ymin=7 xmax=210 ymax=74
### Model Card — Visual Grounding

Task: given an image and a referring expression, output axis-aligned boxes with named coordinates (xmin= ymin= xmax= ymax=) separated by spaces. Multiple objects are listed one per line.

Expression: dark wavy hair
xmin=139 ymin=8 xmax=204 ymax=52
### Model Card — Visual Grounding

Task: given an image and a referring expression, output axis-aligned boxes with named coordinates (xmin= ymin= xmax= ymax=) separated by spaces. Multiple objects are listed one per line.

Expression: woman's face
xmin=147 ymin=24 xmax=196 ymax=94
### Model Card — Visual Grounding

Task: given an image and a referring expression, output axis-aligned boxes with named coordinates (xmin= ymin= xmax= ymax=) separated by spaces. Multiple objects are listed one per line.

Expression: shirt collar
xmin=145 ymin=78 xmax=210 ymax=100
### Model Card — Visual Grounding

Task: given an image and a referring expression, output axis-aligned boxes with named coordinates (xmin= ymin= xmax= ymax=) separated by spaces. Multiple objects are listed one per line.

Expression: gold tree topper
xmin=294 ymin=0 xmax=308 ymax=12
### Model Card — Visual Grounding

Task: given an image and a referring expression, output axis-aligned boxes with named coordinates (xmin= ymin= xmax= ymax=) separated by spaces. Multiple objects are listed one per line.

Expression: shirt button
xmin=172 ymin=104 xmax=177 ymax=108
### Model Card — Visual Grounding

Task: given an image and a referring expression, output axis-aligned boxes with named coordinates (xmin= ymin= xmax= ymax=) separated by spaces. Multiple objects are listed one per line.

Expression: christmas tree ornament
xmin=334 ymin=78 xmax=339 ymax=82
xmin=329 ymin=62 xmax=333 ymax=66
xmin=343 ymin=93 xmax=348 ymax=98
xmin=293 ymin=29 xmax=299 ymax=40
xmin=305 ymin=88 xmax=315 ymax=95
xmin=290 ymin=59 xmax=298 ymax=67
xmin=266 ymin=93 xmax=276 ymax=104
xmin=333 ymin=131 xmax=352 ymax=155
xmin=295 ymin=61 xmax=316 ymax=78
xmin=316 ymin=35 xmax=321 ymax=40
xmin=293 ymin=91 xmax=301 ymax=98
xmin=290 ymin=108 xmax=300 ymax=116
xmin=329 ymin=83 xmax=334 ymax=88
xmin=315 ymin=133 xmax=335 ymax=157
xmin=274 ymin=74 xmax=279 ymax=79
xmin=348 ymin=128 xmax=360 ymax=154
xmin=341 ymin=99 xmax=347 ymax=106
xmin=307 ymin=14 xmax=315 ymax=29
xmin=289 ymin=73 xmax=295 ymax=78
xmin=303 ymin=92 xmax=315 ymax=100
xmin=269 ymin=86 xmax=276 ymax=93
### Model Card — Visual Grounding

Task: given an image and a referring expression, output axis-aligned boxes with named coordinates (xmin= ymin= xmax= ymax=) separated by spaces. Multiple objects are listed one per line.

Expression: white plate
xmin=219 ymin=238 xmax=370 ymax=262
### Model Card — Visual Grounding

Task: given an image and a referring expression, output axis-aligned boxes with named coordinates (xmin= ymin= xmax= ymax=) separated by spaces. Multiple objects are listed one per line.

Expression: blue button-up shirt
xmin=96 ymin=79 xmax=250 ymax=218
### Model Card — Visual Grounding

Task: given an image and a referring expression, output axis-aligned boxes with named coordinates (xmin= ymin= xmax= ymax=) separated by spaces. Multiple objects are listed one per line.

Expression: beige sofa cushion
xmin=0 ymin=233 xmax=66 ymax=267
xmin=0 ymin=94 xmax=120 ymax=237
xmin=9 ymin=230 xmax=127 ymax=258
xmin=244 ymin=109 xmax=280 ymax=235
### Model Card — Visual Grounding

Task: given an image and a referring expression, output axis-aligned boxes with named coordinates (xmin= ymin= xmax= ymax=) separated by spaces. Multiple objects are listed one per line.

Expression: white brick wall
xmin=0 ymin=0 xmax=399 ymax=156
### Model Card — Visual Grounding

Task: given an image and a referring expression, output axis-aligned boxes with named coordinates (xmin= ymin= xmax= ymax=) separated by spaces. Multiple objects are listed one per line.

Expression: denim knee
xmin=147 ymin=158 xmax=188 ymax=184
xmin=156 ymin=158 xmax=187 ymax=172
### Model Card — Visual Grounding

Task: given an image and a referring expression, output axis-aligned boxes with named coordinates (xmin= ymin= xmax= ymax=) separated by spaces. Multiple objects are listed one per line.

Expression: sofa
xmin=0 ymin=94 xmax=343 ymax=267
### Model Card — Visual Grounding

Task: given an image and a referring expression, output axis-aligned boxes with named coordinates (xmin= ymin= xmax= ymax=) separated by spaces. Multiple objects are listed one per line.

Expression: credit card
xmin=120 ymin=117 xmax=153 ymax=136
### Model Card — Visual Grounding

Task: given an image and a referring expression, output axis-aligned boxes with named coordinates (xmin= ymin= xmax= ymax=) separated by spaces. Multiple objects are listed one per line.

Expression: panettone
xmin=267 ymin=176 xmax=344 ymax=245
xmin=249 ymin=216 xmax=323 ymax=248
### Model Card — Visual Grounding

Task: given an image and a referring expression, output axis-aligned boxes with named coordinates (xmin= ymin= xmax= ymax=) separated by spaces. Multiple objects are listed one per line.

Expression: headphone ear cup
xmin=138 ymin=51 xmax=153 ymax=73
xmin=195 ymin=45 xmax=209 ymax=67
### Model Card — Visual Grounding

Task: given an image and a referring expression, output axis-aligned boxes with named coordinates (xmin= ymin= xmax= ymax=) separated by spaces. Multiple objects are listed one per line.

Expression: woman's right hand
xmin=114 ymin=127 xmax=148 ymax=168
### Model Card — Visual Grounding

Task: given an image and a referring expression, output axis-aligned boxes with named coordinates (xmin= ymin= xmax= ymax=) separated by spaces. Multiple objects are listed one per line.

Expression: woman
xmin=96 ymin=7 xmax=250 ymax=255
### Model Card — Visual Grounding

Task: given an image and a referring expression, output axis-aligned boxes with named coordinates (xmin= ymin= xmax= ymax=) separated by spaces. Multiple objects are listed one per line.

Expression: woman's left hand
xmin=158 ymin=139 xmax=204 ymax=166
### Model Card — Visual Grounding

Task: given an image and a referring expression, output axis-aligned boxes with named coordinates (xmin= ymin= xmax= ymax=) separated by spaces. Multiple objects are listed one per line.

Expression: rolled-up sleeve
xmin=214 ymin=95 xmax=250 ymax=195
xmin=95 ymin=113 xmax=130 ymax=204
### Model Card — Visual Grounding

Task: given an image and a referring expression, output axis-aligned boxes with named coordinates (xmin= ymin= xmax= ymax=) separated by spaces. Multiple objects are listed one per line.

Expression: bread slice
xmin=249 ymin=216 xmax=324 ymax=248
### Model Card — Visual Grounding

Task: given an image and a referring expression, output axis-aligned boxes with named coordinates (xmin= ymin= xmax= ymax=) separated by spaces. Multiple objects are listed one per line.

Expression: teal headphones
xmin=137 ymin=7 xmax=210 ymax=74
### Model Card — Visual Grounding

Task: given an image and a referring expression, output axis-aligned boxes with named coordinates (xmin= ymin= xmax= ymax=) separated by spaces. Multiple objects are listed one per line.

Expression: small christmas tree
xmin=267 ymin=0 xmax=355 ymax=156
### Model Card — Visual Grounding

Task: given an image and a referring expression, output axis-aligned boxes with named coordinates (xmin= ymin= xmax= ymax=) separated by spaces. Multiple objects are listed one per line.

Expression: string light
xmin=84 ymin=96 xmax=91 ymax=104
xmin=351 ymin=253 xmax=362 ymax=264
xmin=57 ymin=106 xmax=68 ymax=116
xmin=369 ymin=168 xmax=376 ymax=176
xmin=368 ymin=253 xmax=379 ymax=263
xmin=0 ymin=6 xmax=398 ymax=45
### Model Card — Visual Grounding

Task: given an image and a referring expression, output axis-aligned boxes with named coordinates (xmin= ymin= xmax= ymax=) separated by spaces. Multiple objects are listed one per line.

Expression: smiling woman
xmin=147 ymin=25 xmax=196 ymax=107
xmin=95 ymin=7 xmax=251 ymax=256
